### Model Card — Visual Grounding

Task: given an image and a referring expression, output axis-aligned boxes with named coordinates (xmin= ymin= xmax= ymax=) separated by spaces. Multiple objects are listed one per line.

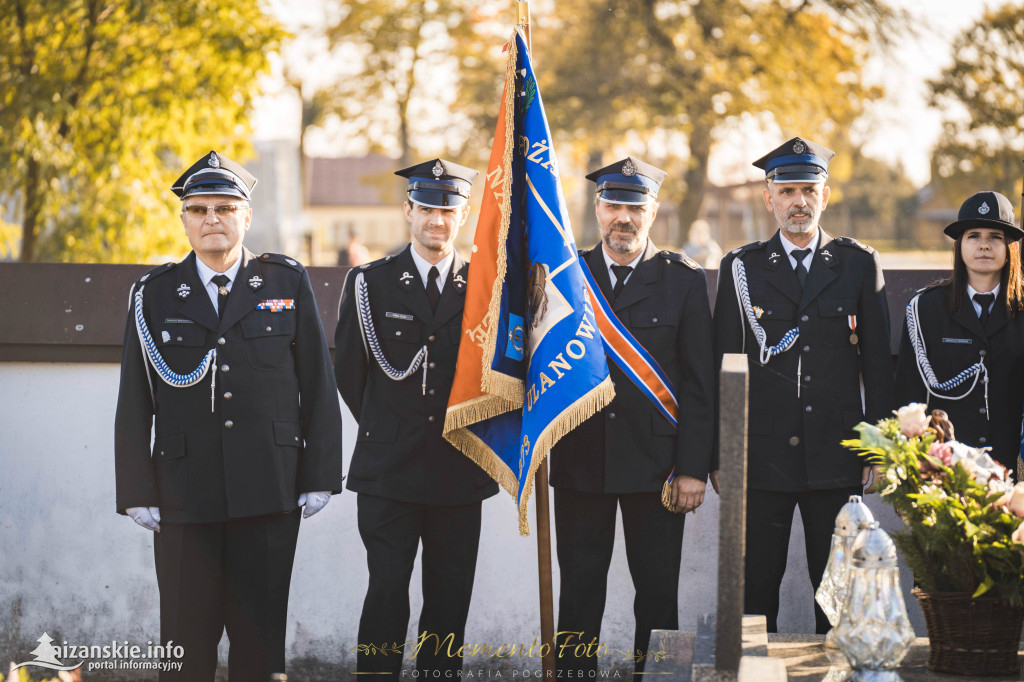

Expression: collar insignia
xmin=453 ymin=274 xmax=467 ymax=288
xmin=621 ymin=159 xmax=637 ymax=177
xmin=821 ymin=249 xmax=834 ymax=263
xmin=248 ymin=275 xmax=263 ymax=290
xmin=978 ymin=201 xmax=991 ymax=215
xmin=769 ymin=251 xmax=782 ymax=261
xmin=176 ymin=283 xmax=191 ymax=299
xmin=432 ymin=160 xmax=444 ymax=178
xmin=400 ymin=271 xmax=414 ymax=282
xmin=209 ymin=152 xmax=220 ymax=169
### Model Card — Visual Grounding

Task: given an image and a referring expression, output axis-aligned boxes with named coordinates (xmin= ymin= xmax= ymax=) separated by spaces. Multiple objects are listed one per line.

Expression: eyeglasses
xmin=182 ymin=204 xmax=248 ymax=218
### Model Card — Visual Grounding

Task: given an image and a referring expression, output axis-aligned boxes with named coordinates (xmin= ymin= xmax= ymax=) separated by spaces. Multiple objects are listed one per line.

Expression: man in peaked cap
xmin=549 ymin=157 xmax=716 ymax=674
xmin=115 ymin=150 xmax=344 ymax=680
xmin=713 ymin=137 xmax=894 ymax=633
xmin=334 ymin=158 xmax=498 ymax=675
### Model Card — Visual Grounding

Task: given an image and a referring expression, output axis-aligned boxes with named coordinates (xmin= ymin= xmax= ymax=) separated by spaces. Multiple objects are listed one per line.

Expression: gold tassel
xmin=661 ymin=479 xmax=675 ymax=512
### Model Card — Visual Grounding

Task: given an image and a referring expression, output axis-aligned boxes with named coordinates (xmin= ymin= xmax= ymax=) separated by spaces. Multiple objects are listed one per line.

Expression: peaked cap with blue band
xmin=395 ymin=158 xmax=479 ymax=209
xmin=171 ymin=150 xmax=257 ymax=200
xmin=586 ymin=157 xmax=666 ymax=205
xmin=753 ymin=137 xmax=834 ymax=183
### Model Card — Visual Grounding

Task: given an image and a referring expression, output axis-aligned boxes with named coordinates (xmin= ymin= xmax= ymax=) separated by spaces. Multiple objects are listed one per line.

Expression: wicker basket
xmin=914 ymin=588 xmax=1024 ymax=676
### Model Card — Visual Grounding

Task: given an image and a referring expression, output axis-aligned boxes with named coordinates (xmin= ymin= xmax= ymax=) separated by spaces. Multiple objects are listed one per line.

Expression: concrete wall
xmin=0 ymin=362 xmax=918 ymax=680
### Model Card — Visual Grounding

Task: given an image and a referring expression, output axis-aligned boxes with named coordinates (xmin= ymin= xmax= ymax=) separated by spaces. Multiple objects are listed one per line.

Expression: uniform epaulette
xmin=259 ymin=253 xmax=306 ymax=270
xmin=832 ymin=236 xmax=875 ymax=254
xmin=914 ymin=282 xmax=943 ymax=296
xmin=354 ymin=254 xmax=396 ymax=273
xmin=728 ymin=241 xmax=765 ymax=258
xmin=658 ymin=250 xmax=699 ymax=270
xmin=136 ymin=261 xmax=176 ymax=286
xmin=577 ymin=247 xmax=592 ymax=258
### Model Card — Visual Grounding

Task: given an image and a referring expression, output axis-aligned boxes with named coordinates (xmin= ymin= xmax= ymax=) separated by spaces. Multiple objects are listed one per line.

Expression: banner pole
xmin=515 ymin=4 xmax=555 ymax=678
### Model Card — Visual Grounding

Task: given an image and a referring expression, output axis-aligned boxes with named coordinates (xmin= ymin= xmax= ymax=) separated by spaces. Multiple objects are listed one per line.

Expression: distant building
xmin=305 ymin=155 xmax=411 ymax=265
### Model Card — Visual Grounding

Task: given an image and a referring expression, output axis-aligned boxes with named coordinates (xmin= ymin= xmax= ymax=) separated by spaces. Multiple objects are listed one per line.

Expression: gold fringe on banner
xmin=478 ymin=31 xmax=524 ymax=407
xmin=443 ymin=424 xmax=521 ymax=498
xmin=516 ymin=376 xmax=615 ymax=535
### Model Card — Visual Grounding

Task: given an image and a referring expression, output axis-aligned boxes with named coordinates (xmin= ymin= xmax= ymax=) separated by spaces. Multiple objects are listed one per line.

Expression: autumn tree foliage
xmin=0 ymin=0 xmax=284 ymax=262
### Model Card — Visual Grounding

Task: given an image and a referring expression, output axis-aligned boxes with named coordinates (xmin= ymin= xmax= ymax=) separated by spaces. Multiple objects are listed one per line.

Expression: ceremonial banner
xmin=444 ymin=29 xmax=614 ymax=534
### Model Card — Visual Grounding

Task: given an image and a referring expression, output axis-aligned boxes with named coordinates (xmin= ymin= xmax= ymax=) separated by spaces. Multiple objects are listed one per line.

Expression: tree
xmin=929 ymin=3 xmax=1024 ymax=203
xmin=0 ymin=0 xmax=284 ymax=262
xmin=322 ymin=0 xmax=486 ymax=167
xmin=535 ymin=0 xmax=904 ymax=238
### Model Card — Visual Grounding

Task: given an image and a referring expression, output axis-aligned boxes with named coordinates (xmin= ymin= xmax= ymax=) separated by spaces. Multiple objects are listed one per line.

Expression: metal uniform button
xmin=837 ymin=306 xmax=843 ymax=312
xmin=266 ymin=326 xmax=272 ymax=332
xmin=652 ymin=317 xmax=658 ymax=323
xmin=609 ymin=412 xmax=616 ymax=420
xmin=803 ymin=375 xmax=811 ymax=383
xmin=221 ymin=364 xmax=230 ymax=372
xmin=979 ymin=349 xmax=987 ymax=357
xmin=805 ymin=405 xmax=813 ymax=412
xmin=223 ymin=391 xmax=232 ymax=400
xmin=428 ymin=335 xmax=436 ymax=342
xmin=159 ymin=450 xmax=165 ymax=457
xmin=395 ymin=331 xmax=402 ymax=337
xmin=428 ymin=362 xmax=437 ymax=369
xmin=979 ymin=407 xmax=987 ymax=415
xmin=224 ymin=420 xmax=233 ymax=429
xmin=801 ymin=314 xmax=810 ymax=322
xmin=979 ymin=436 xmax=988 ymax=444
xmin=428 ymin=389 xmax=436 ymax=396
xmin=789 ymin=436 xmax=800 ymax=446
xmin=428 ymin=415 xmax=435 ymax=423
xmin=217 ymin=337 xmax=226 ymax=346
xmin=176 ymin=336 xmax=183 ymax=342
xmin=802 ymin=345 xmax=811 ymax=352
xmin=364 ymin=431 xmax=370 ymax=437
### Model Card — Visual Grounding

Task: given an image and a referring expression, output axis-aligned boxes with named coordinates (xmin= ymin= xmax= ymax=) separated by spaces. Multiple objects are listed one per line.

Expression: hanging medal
xmin=848 ymin=314 xmax=858 ymax=345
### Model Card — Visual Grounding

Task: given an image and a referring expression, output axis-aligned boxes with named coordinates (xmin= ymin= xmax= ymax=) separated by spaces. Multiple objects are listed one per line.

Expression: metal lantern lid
xmin=851 ymin=522 xmax=898 ymax=568
xmin=834 ymin=494 xmax=875 ymax=537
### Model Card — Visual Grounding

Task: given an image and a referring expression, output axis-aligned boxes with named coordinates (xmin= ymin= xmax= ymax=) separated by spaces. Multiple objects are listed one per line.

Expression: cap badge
xmin=176 ymin=283 xmax=191 ymax=299
xmin=978 ymin=201 xmax=990 ymax=215
xmin=621 ymin=159 xmax=637 ymax=177
xmin=792 ymin=140 xmax=806 ymax=154
xmin=432 ymin=161 xmax=444 ymax=178
xmin=209 ymin=152 xmax=221 ymax=169
xmin=248 ymin=275 xmax=263 ymax=290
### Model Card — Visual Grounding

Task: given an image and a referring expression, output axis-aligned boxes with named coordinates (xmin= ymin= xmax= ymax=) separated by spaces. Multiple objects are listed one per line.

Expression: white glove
xmin=297 ymin=491 xmax=331 ymax=519
xmin=126 ymin=506 xmax=161 ymax=532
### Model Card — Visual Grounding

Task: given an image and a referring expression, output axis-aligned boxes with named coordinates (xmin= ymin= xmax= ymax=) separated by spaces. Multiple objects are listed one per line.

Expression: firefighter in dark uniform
xmin=549 ymin=158 xmax=716 ymax=674
xmin=114 ymin=151 xmax=344 ymax=680
xmin=896 ymin=191 xmax=1024 ymax=471
xmin=334 ymin=159 xmax=498 ymax=676
xmin=713 ymin=138 xmax=894 ymax=634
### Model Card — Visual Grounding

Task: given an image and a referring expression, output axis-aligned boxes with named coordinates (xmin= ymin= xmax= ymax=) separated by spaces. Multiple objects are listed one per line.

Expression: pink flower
xmin=1007 ymin=484 xmax=1024 ymax=518
xmin=928 ymin=441 xmax=953 ymax=466
xmin=1012 ymin=524 xmax=1024 ymax=544
xmin=896 ymin=404 xmax=929 ymax=438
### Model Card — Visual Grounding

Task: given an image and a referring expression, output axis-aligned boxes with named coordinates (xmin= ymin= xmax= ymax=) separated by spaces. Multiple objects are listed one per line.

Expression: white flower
xmin=948 ymin=441 xmax=1003 ymax=484
xmin=896 ymin=403 xmax=929 ymax=438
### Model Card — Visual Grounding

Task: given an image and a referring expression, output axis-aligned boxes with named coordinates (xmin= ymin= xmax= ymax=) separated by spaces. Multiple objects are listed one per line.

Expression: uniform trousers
xmin=743 ymin=487 xmax=859 ymax=634
xmin=153 ymin=510 xmax=301 ymax=682
xmin=554 ymin=488 xmax=685 ymax=675
xmin=356 ymin=494 xmax=483 ymax=675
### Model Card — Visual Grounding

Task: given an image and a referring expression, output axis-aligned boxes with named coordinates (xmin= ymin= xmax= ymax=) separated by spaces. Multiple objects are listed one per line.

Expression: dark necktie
xmin=426 ymin=266 xmax=441 ymax=312
xmin=611 ymin=265 xmax=633 ymax=299
xmin=974 ymin=292 xmax=995 ymax=327
xmin=211 ymin=274 xmax=230 ymax=318
xmin=791 ymin=249 xmax=811 ymax=288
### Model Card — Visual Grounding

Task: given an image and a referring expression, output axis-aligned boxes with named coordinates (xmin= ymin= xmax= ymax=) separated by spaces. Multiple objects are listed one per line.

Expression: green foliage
xmin=0 ymin=0 xmax=285 ymax=262
xmin=843 ymin=415 xmax=1024 ymax=604
xmin=929 ymin=2 xmax=1024 ymax=203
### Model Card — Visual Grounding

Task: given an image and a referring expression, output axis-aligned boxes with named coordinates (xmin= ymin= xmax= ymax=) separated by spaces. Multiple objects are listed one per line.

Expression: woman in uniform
xmin=895 ymin=191 xmax=1024 ymax=471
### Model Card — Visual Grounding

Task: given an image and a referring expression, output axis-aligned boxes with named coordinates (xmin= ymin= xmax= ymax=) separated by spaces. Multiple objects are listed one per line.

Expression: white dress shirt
xmin=967 ymin=283 xmax=1001 ymax=318
xmin=778 ymin=230 xmax=820 ymax=274
xmin=602 ymin=243 xmax=645 ymax=288
xmin=410 ymin=246 xmax=454 ymax=294
xmin=194 ymin=256 xmax=243 ymax=314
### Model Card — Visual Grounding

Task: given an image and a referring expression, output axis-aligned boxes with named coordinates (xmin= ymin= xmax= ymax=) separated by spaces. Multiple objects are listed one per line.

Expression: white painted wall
xmin=0 ymin=362 xmax=919 ymax=675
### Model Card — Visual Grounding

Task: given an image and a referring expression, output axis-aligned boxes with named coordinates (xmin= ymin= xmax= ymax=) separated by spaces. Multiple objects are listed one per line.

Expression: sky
xmin=252 ymin=0 xmax=998 ymax=188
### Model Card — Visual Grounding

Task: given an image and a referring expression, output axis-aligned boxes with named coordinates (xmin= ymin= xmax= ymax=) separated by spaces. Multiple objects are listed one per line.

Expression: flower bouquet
xmin=842 ymin=403 xmax=1024 ymax=675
